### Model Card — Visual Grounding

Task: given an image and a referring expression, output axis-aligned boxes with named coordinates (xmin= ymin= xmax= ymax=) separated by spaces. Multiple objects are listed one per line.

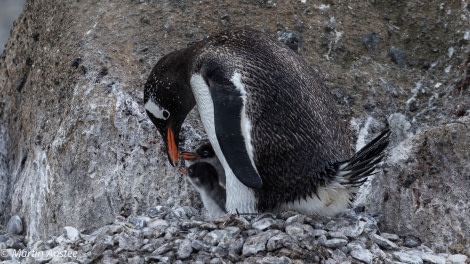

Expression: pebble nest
xmin=0 ymin=207 xmax=467 ymax=264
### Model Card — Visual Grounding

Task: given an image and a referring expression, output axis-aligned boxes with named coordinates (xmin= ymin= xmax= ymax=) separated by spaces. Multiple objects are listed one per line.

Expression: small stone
xmin=319 ymin=237 xmax=348 ymax=248
xmin=408 ymin=250 xmax=446 ymax=264
xmin=389 ymin=46 xmax=407 ymax=68
xmin=176 ymin=239 xmax=193 ymax=259
xmin=328 ymin=231 xmax=348 ymax=240
xmin=447 ymin=254 xmax=468 ymax=264
xmin=363 ymin=32 xmax=380 ymax=53
xmin=140 ymin=242 xmax=155 ymax=252
xmin=242 ymin=230 xmax=279 ymax=256
xmin=203 ymin=230 xmax=229 ymax=246
xmin=147 ymin=206 xmax=171 ymax=218
xmin=224 ymin=226 xmax=241 ymax=237
xmin=252 ymin=218 xmax=276 ymax=231
xmin=191 ymin=239 xmax=205 ymax=251
xmin=152 ymin=242 xmax=173 ymax=255
xmin=117 ymin=232 xmax=140 ymax=251
xmin=127 ymin=256 xmax=144 ymax=264
xmin=311 ymin=229 xmax=327 ymax=237
xmin=393 ymin=252 xmax=423 ymax=264
xmin=172 ymin=206 xmax=198 ymax=219
xmin=63 ymin=226 xmax=81 ymax=242
xmin=228 ymin=237 xmax=244 ymax=252
xmin=381 ymin=232 xmax=399 ymax=241
xmin=6 ymin=215 xmax=23 ymax=235
xmin=277 ymin=29 xmax=303 ymax=52
xmin=211 ymin=245 xmax=229 ymax=258
xmin=285 ymin=214 xmax=306 ymax=225
xmin=261 ymin=256 xmax=292 ymax=264
xmin=109 ymin=224 xmax=124 ymax=234
xmin=267 ymin=232 xmax=290 ymax=251
xmin=348 ymin=242 xmax=373 ymax=264
xmin=285 ymin=222 xmax=313 ymax=240
xmin=404 ymin=236 xmax=419 ymax=248
xmin=369 ymin=233 xmax=399 ymax=250
xmin=129 ymin=217 xmax=149 ymax=230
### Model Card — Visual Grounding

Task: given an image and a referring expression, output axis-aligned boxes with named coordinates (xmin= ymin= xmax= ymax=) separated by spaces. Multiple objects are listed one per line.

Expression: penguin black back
xmin=193 ymin=28 xmax=352 ymax=210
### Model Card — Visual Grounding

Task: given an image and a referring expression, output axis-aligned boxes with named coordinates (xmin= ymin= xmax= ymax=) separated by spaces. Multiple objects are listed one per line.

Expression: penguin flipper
xmin=205 ymin=72 xmax=263 ymax=189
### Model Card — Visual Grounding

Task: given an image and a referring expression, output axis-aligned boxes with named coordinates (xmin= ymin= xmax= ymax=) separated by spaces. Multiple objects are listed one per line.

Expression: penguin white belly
xmin=276 ymin=182 xmax=354 ymax=216
xmin=190 ymin=74 xmax=257 ymax=214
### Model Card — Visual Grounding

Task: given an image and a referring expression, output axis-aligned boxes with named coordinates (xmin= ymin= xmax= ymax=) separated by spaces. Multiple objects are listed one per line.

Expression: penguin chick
xmin=181 ymin=142 xmax=226 ymax=188
xmin=180 ymin=162 xmax=226 ymax=219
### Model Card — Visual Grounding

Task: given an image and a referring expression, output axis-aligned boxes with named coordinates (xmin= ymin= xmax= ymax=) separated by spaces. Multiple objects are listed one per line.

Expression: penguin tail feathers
xmin=335 ymin=129 xmax=391 ymax=187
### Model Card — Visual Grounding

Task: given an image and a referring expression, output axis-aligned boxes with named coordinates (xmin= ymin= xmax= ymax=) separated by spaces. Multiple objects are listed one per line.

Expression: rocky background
xmin=0 ymin=0 xmax=469 ymax=260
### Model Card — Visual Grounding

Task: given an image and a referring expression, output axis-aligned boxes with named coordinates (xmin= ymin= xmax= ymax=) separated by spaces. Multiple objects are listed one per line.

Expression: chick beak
xmin=178 ymin=167 xmax=188 ymax=174
xmin=181 ymin=152 xmax=199 ymax=161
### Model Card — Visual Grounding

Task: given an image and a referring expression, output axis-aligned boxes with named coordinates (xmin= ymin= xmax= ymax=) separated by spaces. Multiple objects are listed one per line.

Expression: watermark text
xmin=1 ymin=249 xmax=78 ymax=259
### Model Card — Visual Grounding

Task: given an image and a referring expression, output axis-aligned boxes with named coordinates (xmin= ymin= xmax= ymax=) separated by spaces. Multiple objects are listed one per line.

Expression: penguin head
xmin=187 ymin=162 xmax=219 ymax=191
xmin=181 ymin=143 xmax=215 ymax=161
xmin=144 ymin=51 xmax=196 ymax=166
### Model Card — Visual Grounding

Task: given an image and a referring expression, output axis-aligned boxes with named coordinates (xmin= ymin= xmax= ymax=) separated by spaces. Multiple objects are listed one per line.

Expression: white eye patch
xmin=145 ymin=100 xmax=170 ymax=120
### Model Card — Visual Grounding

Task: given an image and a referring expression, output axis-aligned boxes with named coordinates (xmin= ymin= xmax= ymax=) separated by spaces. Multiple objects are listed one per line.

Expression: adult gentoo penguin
xmin=144 ymin=27 xmax=390 ymax=216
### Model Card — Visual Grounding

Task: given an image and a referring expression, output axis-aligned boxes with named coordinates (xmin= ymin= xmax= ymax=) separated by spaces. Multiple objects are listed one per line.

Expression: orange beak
xmin=167 ymin=127 xmax=178 ymax=166
xmin=178 ymin=167 xmax=188 ymax=174
xmin=181 ymin=152 xmax=199 ymax=160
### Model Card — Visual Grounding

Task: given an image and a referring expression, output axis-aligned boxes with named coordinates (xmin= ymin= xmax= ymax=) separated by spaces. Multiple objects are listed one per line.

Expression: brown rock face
xmin=0 ymin=0 xmax=469 ymax=254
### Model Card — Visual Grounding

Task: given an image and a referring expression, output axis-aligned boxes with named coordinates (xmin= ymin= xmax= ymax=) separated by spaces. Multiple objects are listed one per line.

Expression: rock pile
xmin=0 ymin=208 xmax=467 ymax=264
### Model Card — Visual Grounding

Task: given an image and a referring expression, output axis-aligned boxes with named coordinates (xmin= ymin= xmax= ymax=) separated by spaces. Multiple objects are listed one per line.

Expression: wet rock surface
xmin=0 ymin=0 xmax=469 ymax=259
xmin=0 ymin=209 xmax=468 ymax=264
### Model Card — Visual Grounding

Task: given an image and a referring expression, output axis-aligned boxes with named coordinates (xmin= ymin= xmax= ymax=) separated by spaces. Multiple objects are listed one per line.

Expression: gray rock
xmin=242 ymin=230 xmax=279 ymax=256
xmin=277 ymin=29 xmax=302 ymax=52
xmin=362 ymin=32 xmax=380 ymax=53
xmin=203 ymin=230 xmax=229 ymax=246
xmin=261 ymin=256 xmax=292 ymax=264
xmin=285 ymin=222 xmax=313 ymax=240
xmin=267 ymin=232 xmax=291 ymax=251
xmin=285 ymin=215 xmax=306 ymax=225
xmin=117 ymin=232 xmax=140 ymax=251
xmin=318 ymin=236 xmax=348 ymax=249
xmin=447 ymin=254 xmax=468 ymax=264
xmin=364 ymin=118 xmax=470 ymax=255
xmin=369 ymin=233 xmax=398 ymax=250
xmin=348 ymin=242 xmax=373 ymax=264
xmin=389 ymin=46 xmax=407 ymax=68
xmin=129 ymin=217 xmax=149 ymax=230
xmin=311 ymin=229 xmax=328 ymax=237
xmin=228 ymin=237 xmax=244 ymax=252
xmin=6 ymin=216 xmax=22 ymax=235
xmin=176 ymin=239 xmax=193 ymax=259
xmin=191 ymin=239 xmax=205 ymax=251
xmin=147 ymin=206 xmax=172 ymax=219
xmin=381 ymin=232 xmax=400 ymax=241
xmin=328 ymin=231 xmax=348 ymax=240
xmin=252 ymin=218 xmax=277 ymax=231
xmin=152 ymin=242 xmax=174 ymax=256
xmin=224 ymin=226 xmax=241 ymax=237
xmin=63 ymin=226 xmax=80 ymax=242
xmin=393 ymin=252 xmax=423 ymax=264
xmin=407 ymin=250 xmax=446 ymax=264
xmin=404 ymin=236 xmax=419 ymax=248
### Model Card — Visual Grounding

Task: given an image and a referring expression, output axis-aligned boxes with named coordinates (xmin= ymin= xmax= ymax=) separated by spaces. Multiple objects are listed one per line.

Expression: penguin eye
xmin=162 ymin=110 xmax=170 ymax=120
xmin=201 ymin=150 xmax=210 ymax=157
